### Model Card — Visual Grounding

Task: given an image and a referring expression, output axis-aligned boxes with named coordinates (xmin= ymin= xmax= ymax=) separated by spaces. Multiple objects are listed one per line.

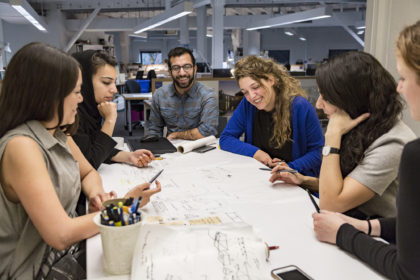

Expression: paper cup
xmin=93 ymin=199 xmax=142 ymax=275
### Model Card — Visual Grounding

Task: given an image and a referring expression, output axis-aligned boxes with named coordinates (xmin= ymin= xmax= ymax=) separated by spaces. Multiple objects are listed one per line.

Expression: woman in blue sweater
xmin=219 ymin=56 xmax=324 ymax=177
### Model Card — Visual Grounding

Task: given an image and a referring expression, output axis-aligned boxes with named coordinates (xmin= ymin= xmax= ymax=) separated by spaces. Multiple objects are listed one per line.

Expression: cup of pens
xmin=93 ymin=197 xmax=143 ymax=275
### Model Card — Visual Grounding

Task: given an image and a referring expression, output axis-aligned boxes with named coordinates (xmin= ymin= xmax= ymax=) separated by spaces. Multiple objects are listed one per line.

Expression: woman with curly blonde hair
xmin=220 ymin=55 xmax=324 ymax=176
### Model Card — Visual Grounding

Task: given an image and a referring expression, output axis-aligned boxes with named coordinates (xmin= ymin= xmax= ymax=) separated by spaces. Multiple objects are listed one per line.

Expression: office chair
xmin=135 ymin=70 xmax=144 ymax=80
xmin=125 ymin=80 xmax=144 ymax=130
xmin=146 ymin=70 xmax=157 ymax=92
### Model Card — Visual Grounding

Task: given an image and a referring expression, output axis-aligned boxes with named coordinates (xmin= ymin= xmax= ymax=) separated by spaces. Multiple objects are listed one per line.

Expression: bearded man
xmin=148 ymin=47 xmax=218 ymax=140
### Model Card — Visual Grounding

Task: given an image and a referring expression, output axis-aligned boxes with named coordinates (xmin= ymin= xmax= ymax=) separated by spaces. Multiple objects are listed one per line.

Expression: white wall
xmin=365 ymin=0 xmax=420 ymax=136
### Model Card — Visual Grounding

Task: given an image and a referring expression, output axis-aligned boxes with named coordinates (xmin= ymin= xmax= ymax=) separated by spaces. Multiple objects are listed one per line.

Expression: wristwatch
xmin=322 ymin=146 xmax=340 ymax=156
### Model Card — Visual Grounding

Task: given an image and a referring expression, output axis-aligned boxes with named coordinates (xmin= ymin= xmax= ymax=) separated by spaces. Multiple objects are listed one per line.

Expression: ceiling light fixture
xmin=129 ymin=33 xmax=147 ymax=39
xmin=357 ymin=30 xmax=364 ymax=35
xmin=10 ymin=0 xmax=48 ymax=32
xmin=133 ymin=1 xmax=193 ymax=34
xmin=284 ymin=31 xmax=294 ymax=36
xmin=246 ymin=6 xmax=332 ymax=31
xmin=299 ymin=37 xmax=306 ymax=41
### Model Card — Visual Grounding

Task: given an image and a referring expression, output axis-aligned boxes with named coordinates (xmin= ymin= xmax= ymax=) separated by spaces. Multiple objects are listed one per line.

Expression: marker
xmin=307 ymin=189 xmax=320 ymax=213
xmin=154 ymin=157 xmax=164 ymax=160
xmin=268 ymin=246 xmax=279 ymax=250
xmin=149 ymin=169 xmax=164 ymax=183
xmin=259 ymin=167 xmax=298 ymax=174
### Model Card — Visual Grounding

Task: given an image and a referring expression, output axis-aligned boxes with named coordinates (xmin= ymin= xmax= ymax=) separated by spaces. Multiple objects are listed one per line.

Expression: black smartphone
xmin=271 ymin=265 xmax=313 ymax=280
xmin=193 ymin=145 xmax=216 ymax=153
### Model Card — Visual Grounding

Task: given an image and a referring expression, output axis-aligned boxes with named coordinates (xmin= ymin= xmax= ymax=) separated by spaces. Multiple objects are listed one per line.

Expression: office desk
xmin=87 ymin=146 xmax=385 ymax=280
xmin=121 ymin=93 xmax=152 ymax=136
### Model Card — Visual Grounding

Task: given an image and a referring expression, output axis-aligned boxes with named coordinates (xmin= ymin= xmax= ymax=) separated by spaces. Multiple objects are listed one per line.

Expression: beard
xmin=172 ymin=71 xmax=195 ymax=89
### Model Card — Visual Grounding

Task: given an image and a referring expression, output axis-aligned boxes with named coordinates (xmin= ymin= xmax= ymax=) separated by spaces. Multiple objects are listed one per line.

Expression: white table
xmin=87 ymin=146 xmax=385 ymax=280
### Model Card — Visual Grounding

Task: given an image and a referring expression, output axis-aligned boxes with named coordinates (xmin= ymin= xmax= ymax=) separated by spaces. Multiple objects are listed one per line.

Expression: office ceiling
xmin=0 ymin=0 xmax=366 ymax=34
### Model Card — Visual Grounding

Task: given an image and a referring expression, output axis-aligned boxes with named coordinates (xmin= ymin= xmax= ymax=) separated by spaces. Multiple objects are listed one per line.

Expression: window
xmin=140 ymin=51 xmax=162 ymax=65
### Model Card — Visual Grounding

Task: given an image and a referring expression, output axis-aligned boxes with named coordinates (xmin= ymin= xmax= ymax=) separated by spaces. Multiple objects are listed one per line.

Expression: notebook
xmin=127 ymin=137 xmax=177 ymax=155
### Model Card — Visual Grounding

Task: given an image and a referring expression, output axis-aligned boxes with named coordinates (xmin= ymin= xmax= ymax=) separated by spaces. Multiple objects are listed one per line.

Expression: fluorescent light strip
xmin=12 ymin=5 xmax=46 ymax=31
xmin=134 ymin=11 xmax=191 ymax=34
xmin=284 ymin=31 xmax=294 ymax=36
xmin=356 ymin=26 xmax=366 ymax=29
xmin=357 ymin=30 xmax=364 ymax=35
xmin=247 ymin=14 xmax=331 ymax=30
xmin=299 ymin=37 xmax=306 ymax=41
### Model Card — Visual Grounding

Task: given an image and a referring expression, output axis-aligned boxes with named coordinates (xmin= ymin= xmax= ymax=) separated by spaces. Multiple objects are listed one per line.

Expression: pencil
xmin=149 ymin=169 xmax=164 ymax=183
xmin=259 ymin=167 xmax=298 ymax=174
xmin=307 ymin=189 xmax=320 ymax=213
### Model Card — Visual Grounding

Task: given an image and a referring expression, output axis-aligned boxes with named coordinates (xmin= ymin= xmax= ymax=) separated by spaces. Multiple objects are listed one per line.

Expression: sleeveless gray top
xmin=0 ymin=121 xmax=81 ymax=279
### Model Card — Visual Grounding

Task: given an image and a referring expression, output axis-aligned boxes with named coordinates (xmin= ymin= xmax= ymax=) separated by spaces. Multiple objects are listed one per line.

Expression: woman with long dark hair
xmin=0 ymin=43 xmax=161 ymax=278
xmin=312 ymin=20 xmax=420 ymax=279
xmin=72 ymin=50 xmax=154 ymax=169
xmin=271 ymin=51 xmax=415 ymax=218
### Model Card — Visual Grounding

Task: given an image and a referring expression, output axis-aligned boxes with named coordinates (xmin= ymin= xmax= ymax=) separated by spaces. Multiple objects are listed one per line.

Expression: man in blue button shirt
xmin=148 ymin=47 xmax=218 ymax=140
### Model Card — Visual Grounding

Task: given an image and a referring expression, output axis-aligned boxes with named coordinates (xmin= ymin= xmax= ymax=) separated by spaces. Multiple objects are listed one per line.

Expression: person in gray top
xmin=148 ymin=47 xmax=218 ymax=140
xmin=270 ymin=51 xmax=416 ymax=219
xmin=0 ymin=43 xmax=161 ymax=279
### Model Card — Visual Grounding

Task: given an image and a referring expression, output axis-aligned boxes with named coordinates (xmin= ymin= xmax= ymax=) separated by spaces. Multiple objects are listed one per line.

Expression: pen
xmin=268 ymin=245 xmax=279 ymax=250
xmin=307 ymin=189 xmax=320 ymax=213
xmin=259 ymin=167 xmax=298 ymax=174
xmin=154 ymin=157 xmax=164 ymax=160
xmin=149 ymin=169 xmax=164 ymax=183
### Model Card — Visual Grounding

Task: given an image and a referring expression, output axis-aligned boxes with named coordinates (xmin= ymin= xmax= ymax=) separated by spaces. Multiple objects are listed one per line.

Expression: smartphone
xmin=271 ymin=265 xmax=313 ymax=280
xmin=193 ymin=145 xmax=216 ymax=153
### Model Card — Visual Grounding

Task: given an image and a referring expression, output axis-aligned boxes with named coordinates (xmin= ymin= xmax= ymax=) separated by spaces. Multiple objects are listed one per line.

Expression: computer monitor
xmin=213 ymin=68 xmax=232 ymax=78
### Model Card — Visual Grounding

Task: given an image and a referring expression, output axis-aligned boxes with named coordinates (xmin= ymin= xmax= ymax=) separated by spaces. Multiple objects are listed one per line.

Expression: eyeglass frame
xmin=170 ymin=64 xmax=194 ymax=73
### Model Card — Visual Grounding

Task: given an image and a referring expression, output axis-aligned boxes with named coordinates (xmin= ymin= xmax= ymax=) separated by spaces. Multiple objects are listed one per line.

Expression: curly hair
xmin=316 ymin=51 xmax=403 ymax=177
xmin=396 ymin=20 xmax=420 ymax=83
xmin=233 ymin=55 xmax=306 ymax=148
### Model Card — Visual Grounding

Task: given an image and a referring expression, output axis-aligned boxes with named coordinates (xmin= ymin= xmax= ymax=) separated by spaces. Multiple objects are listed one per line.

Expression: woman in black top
xmin=72 ymin=50 xmax=154 ymax=169
xmin=312 ymin=20 xmax=420 ymax=279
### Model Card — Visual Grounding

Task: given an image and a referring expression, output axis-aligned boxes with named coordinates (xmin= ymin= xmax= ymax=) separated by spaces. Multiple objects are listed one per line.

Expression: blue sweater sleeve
xmin=219 ymin=99 xmax=259 ymax=157
xmin=288 ymin=97 xmax=324 ymax=177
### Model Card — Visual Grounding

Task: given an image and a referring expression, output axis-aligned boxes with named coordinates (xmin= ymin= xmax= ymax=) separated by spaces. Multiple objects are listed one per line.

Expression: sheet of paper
xmin=131 ymin=223 xmax=271 ymax=280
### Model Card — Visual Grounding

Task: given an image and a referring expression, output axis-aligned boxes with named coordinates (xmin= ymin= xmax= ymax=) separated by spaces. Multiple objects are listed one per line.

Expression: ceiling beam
xmin=64 ymin=11 xmax=364 ymax=32
xmin=64 ymin=7 xmax=100 ymax=52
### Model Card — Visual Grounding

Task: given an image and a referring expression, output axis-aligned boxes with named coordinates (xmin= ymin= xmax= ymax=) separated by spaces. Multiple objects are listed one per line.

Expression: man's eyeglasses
xmin=170 ymin=64 xmax=194 ymax=72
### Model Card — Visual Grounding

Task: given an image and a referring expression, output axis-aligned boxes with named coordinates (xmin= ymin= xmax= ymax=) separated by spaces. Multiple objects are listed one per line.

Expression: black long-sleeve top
xmin=72 ymin=51 xmax=120 ymax=169
xmin=336 ymin=138 xmax=420 ymax=279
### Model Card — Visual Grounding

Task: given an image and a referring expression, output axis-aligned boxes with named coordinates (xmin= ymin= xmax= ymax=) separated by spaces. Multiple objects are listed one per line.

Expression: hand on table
xmin=312 ymin=210 xmax=347 ymax=244
xmin=253 ymin=150 xmax=273 ymax=166
xmin=128 ymin=149 xmax=155 ymax=167
xmin=269 ymin=164 xmax=303 ymax=185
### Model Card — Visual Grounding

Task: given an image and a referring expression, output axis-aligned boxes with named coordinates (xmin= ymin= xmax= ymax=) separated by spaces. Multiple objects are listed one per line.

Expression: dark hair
xmin=167 ymin=47 xmax=195 ymax=69
xmin=0 ymin=42 xmax=80 ymax=137
xmin=316 ymin=51 xmax=403 ymax=176
xmin=90 ymin=50 xmax=117 ymax=75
